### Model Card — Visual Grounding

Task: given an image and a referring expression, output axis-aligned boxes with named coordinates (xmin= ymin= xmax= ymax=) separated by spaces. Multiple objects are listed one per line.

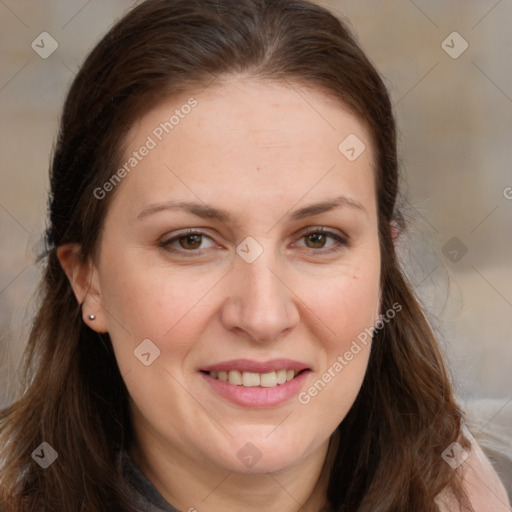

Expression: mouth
xmin=201 ymin=368 xmax=307 ymax=388
xmin=199 ymin=360 xmax=311 ymax=408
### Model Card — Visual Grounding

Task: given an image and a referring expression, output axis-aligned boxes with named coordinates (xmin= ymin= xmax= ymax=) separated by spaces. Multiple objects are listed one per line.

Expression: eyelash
xmin=159 ymin=227 xmax=348 ymax=257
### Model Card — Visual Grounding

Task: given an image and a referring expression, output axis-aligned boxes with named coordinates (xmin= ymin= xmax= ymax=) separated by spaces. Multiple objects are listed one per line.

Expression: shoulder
xmin=436 ymin=428 xmax=511 ymax=512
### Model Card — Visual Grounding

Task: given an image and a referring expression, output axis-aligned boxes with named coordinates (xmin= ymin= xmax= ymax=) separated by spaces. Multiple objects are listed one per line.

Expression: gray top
xmin=122 ymin=450 xmax=180 ymax=512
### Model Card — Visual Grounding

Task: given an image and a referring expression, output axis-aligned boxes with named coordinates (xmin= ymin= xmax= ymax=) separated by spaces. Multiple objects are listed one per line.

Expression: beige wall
xmin=1 ymin=0 xmax=511 ymax=424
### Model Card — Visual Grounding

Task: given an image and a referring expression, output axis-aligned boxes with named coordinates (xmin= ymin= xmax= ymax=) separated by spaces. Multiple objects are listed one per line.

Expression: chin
xmin=232 ymin=451 xmax=304 ymax=475
xmin=216 ymin=433 xmax=312 ymax=475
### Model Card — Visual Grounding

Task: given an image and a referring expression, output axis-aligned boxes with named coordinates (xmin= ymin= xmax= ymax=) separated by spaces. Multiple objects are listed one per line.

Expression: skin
xmin=57 ymin=77 xmax=511 ymax=512
xmin=61 ymin=77 xmax=381 ymax=511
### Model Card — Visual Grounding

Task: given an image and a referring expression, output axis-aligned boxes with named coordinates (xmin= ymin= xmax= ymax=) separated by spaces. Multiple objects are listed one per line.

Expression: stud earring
xmin=87 ymin=314 xmax=96 ymax=321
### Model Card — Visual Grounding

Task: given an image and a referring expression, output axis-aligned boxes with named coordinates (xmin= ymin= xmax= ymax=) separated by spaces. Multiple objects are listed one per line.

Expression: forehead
xmin=111 ymin=76 xmax=376 ymax=222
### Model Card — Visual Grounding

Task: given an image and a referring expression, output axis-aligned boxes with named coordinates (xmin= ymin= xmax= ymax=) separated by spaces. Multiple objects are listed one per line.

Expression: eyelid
xmin=160 ymin=228 xmax=214 ymax=244
xmin=295 ymin=225 xmax=348 ymax=241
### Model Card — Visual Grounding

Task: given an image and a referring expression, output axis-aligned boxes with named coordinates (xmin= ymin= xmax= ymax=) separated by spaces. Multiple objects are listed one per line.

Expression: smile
xmin=207 ymin=369 xmax=302 ymax=388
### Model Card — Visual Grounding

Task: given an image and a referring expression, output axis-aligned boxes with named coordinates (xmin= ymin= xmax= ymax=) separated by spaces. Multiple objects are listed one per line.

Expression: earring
xmin=87 ymin=314 xmax=96 ymax=321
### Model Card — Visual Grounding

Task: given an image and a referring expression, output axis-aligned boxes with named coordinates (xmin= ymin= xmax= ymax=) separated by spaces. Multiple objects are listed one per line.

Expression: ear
xmin=390 ymin=219 xmax=400 ymax=245
xmin=375 ymin=220 xmax=402 ymax=322
xmin=389 ymin=219 xmax=403 ymax=262
xmin=57 ymin=243 xmax=108 ymax=333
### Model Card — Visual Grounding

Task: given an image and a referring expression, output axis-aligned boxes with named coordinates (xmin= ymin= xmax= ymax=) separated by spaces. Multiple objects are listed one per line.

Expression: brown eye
xmin=295 ymin=228 xmax=348 ymax=255
xmin=304 ymin=232 xmax=327 ymax=249
xmin=159 ymin=230 xmax=216 ymax=255
xmin=179 ymin=234 xmax=203 ymax=250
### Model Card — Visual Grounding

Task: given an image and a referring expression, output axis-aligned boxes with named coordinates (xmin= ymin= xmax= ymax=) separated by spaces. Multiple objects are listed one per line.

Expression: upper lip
xmin=201 ymin=359 xmax=310 ymax=373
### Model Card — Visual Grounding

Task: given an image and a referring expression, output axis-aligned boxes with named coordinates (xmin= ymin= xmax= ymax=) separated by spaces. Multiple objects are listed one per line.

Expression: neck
xmin=130 ymin=429 xmax=340 ymax=512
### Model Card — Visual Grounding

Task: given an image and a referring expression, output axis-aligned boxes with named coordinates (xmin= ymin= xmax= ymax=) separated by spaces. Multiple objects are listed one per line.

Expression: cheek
xmin=308 ymin=262 xmax=381 ymax=347
xmin=97 ymin=251 xmax=224 ymax=367
xmin=296 ymin=260 xmax=380 ymax=412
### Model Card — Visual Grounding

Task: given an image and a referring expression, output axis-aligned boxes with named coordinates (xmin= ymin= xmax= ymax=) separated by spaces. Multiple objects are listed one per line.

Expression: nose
xmin=219 ymin=250 xmax=300 ymax=344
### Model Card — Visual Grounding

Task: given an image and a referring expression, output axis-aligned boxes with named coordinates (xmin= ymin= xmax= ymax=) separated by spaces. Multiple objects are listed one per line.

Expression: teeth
xmin=260 ymin=371 xmax=277 ymax=387
xmin=228 ymin=370 xmax=242 ymax=385
xmin=276 ymin=369 xmax=287 ymax=385
xmin=209 ymin=369 xmax=300 ymax=387
xmin=242 ymin=372 xmax=260 ymax=387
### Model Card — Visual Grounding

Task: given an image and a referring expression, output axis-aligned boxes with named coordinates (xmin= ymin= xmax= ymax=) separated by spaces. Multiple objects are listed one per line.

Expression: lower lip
xmin=200 ymin=370 xmax=310 ymax=408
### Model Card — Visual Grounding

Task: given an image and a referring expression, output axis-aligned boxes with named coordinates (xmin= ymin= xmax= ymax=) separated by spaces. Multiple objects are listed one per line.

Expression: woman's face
xmin=90 ymin=77 xmax=381 ymax=474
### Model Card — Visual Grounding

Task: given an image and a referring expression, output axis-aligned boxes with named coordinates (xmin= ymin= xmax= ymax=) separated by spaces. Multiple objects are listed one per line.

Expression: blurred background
xmin=1 ymin=0 xmax=511 ymax=494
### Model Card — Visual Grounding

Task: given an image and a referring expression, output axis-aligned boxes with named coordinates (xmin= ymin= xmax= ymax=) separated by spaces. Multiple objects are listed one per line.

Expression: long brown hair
xmin=0 ymin=1 xmax=470 ymax=510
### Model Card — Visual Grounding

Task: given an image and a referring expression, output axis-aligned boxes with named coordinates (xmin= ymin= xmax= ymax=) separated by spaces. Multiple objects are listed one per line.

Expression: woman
xmin=0 ymin=0 xmax=509 ymax=510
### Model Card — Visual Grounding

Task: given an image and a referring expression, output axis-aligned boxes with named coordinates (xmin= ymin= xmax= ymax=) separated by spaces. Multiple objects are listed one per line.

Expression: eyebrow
xmin=137 ymin=195 xmax=366 ymax=223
